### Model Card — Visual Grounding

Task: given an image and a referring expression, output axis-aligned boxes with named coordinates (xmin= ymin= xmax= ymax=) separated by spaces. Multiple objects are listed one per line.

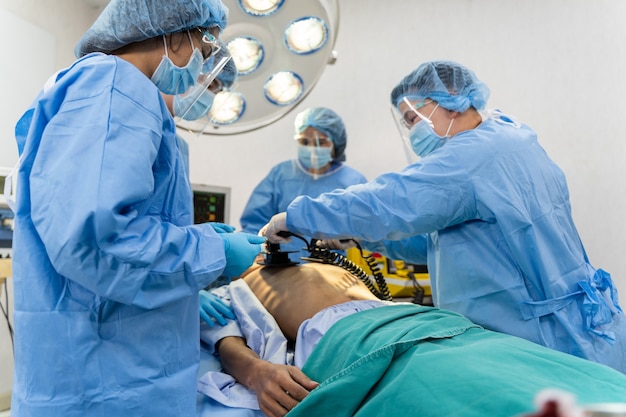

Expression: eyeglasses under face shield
xmin=294 ymin=133 xmax=333 ymax=147
xmin=391 ymin=97 xmax=436 ymax=164
xmin=196 ymin=28 xmax=222 ymax=61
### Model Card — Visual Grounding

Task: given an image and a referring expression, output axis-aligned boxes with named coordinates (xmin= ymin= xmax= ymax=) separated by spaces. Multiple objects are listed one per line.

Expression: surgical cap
xmin=75 ymin=0 xmax=229 ymax=58
xmin=294 ymin=107 xmax=347 ymax=162
xmin=390 ymin=60 xmax=490 ymax=112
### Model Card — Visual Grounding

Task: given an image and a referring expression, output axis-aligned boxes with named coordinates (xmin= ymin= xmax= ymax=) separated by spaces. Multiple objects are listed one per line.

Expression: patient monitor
xmin=191 ymin=183 xmax=231 ymax=224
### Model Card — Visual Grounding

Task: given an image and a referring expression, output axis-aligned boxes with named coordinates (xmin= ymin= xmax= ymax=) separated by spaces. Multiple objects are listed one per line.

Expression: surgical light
xmin=240 ymin=0 xmax=284 ymax=16
xmin=284 ymin=17 xmax=327 ymax=54
xmin=227 ymin=37 xmax=265 ymax=75
xmin=264 ymin=71 xmax=303 ymax=105
xmin=209 ymin=91 xmax=246 ymax=125
xmin=175 ymin=0 xmax=339 ymax=136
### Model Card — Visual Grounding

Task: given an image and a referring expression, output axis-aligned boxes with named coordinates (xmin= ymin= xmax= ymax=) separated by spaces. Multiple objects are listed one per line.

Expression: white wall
xmin=0 ymin=2 xmax=102 ymax=168
xmin=1 ymin=0 xmax=625 ymax=405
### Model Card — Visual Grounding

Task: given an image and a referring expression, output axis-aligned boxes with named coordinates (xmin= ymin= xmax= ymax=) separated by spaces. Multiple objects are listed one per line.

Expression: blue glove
xmin=199 ymin=290 xmax=236 ymax=327
xmin=220 ymin=232 xmax=266 ymax=279
xmin=210 ymin=222 xmax=236 ymax=234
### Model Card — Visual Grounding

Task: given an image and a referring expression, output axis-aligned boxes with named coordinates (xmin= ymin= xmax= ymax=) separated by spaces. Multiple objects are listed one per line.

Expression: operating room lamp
xmin=176 ymin=0 xmax=340 ymax=136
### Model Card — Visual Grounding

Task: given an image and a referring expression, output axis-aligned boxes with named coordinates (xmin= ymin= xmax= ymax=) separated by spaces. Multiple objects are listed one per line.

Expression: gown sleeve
xmin=286 ymin=154 xmax=478 ymax=243
xmin=362 ymin=234 xmax=428 ymax=265
xmin=28 ymin=60 xmax=226 ymax=308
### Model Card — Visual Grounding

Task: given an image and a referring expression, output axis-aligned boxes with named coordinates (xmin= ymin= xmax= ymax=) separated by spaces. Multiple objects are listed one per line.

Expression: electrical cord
xmin=269 ymin=232 xmax=392 ymax=301
xmin=1 ymin=278 xmax=14 ymax=357
xmin=408 ymin=272 xmax=425 ymax=305
xmin=264 ymin=232 xmax=432 ymax=305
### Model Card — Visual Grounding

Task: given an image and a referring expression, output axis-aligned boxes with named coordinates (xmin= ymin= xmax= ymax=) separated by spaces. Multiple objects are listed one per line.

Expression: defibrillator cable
xmin=305 ymin=238 xmax=392 ymax=301
xmin=262 ymin=231 xmax=392 ymax=301
xmin=1 ymin=277 xmax=14 ymax=356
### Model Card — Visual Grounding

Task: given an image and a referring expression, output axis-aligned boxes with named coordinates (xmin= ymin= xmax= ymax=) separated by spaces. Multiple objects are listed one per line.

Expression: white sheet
xmin=197 ymin=279 xmax=291 ymax=410
xmin=197 ymin=279 xmax=396 ymax=414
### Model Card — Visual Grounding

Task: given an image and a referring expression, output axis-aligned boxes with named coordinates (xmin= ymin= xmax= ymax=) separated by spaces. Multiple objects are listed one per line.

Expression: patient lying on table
xmin=198 ymin=262 xmax=626 ymax=417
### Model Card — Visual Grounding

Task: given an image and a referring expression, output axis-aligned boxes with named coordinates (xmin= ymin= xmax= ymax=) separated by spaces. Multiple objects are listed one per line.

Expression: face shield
xmin=175 ymin=40 xmax=249 ymax=131
xmin=294 ymin=130 xmax=334 ymax=178
xmin=391 ymin=97 xmax=435 ymax=165
xmin=173 ymin=43 xmax=232 ymax=122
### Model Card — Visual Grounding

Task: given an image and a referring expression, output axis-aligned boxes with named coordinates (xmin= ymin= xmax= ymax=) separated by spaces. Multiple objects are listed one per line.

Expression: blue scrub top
xmin=285 ymin=112 xmax=626 ymax=373
xmin=241 ymin=159 xmax=367 ymax=262
xmin=11 ymin=53 xmax=227 ymax=416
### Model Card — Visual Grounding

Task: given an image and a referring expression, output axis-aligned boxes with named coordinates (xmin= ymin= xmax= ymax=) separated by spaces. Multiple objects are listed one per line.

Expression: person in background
xmin=8 ymin=0 xmax=265 ymax=415
xmin=261 ymin=60 xmax=626 ymax=373
xmin=240 ymin=107 xmax=367 ymax=263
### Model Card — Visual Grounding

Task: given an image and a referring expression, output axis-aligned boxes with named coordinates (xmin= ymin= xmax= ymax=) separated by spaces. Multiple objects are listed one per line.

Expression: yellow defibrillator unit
xmin=346 ymin=248 xmax=432 ymax=304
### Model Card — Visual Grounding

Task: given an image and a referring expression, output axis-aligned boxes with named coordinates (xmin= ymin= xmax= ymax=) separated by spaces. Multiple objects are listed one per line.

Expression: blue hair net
xmin=294 ymin=107 xmax=347 ymax=162
xmin=390 ymin=60 xmax=490 ymax=112
xmin=75 ymin=0 xmax=229 ymax=57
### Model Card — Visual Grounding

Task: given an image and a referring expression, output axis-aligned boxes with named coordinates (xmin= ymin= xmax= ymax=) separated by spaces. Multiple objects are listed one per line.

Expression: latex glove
xmin=199 ymin=289 xmax=235 ymax=327
xmin=316 ymin=238 xmax=359 ymax=250
xmin=210 ymin=222 xmax=236 ymax=234
xmin=221 ymin=232 xmax=266 ymax=278
xmin=259 ymin=212 xmax=291 ymax=244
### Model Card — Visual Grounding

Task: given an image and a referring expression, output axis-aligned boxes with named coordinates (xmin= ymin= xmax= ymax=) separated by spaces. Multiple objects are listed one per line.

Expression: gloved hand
xmin=210 ymin=222 xmax=236 ymax=234
xmin=199 ymin=289 xmax=235 ymax=327
xmin=259 ymin=212 xmax=291 ymax=244
xmin=220 ymin=232 xmax=266 ymax=278
xmin=316 ymin=238 xmax=359 ymax=250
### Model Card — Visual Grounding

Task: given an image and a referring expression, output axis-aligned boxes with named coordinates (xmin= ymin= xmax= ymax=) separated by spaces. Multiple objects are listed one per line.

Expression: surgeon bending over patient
xmin=199 ymin=263 xmax=626 ymax=417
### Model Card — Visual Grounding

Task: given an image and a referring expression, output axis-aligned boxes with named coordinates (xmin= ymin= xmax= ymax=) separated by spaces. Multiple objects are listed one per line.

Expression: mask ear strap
xmin=186 ymin=31 xmax=197 ymax=52
xmin=161 ymin=35 xmax=169 ymax=58
xmin=444 ymin=118 xmax=454 ymax=137
xmin=427 ymin=104 xmax=440 ymax=119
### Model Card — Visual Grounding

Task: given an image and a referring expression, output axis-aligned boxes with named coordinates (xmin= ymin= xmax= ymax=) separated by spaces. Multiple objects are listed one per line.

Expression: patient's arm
xmin=217 ymin=336 xmax=319 ymax=417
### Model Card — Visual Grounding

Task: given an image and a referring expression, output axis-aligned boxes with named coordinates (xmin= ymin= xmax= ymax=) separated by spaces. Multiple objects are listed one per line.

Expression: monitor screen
xmin=0 ymin=168 xmax=13 ymax=252
xmin=0 ymin=207 xmax=13 ymax=250
xmin=0 ymin=168 xmax=9 ymax=209
xmin=192 ymin=184 xmax=231 ymax=225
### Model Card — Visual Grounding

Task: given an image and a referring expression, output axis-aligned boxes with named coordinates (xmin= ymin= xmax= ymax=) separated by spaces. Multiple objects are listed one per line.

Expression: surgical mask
xmin=174 ymin=88 xmax=215 ymax=120
xmin=298 ymin=145 xmax=333 ymax=170
xmin=151 ymin=34 xmax=204 ymax=95
xmin=408 ymin=104 xmax=454 ymax=157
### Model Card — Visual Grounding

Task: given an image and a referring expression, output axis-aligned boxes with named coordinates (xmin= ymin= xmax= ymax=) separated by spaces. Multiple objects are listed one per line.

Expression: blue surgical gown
xmin=11 ymin=53 xmax=227 ymax=416
xmin=285 ymin=112 xmax=626 ymax=373
xmin=240 ymin=159 xmax=366 ymax=262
